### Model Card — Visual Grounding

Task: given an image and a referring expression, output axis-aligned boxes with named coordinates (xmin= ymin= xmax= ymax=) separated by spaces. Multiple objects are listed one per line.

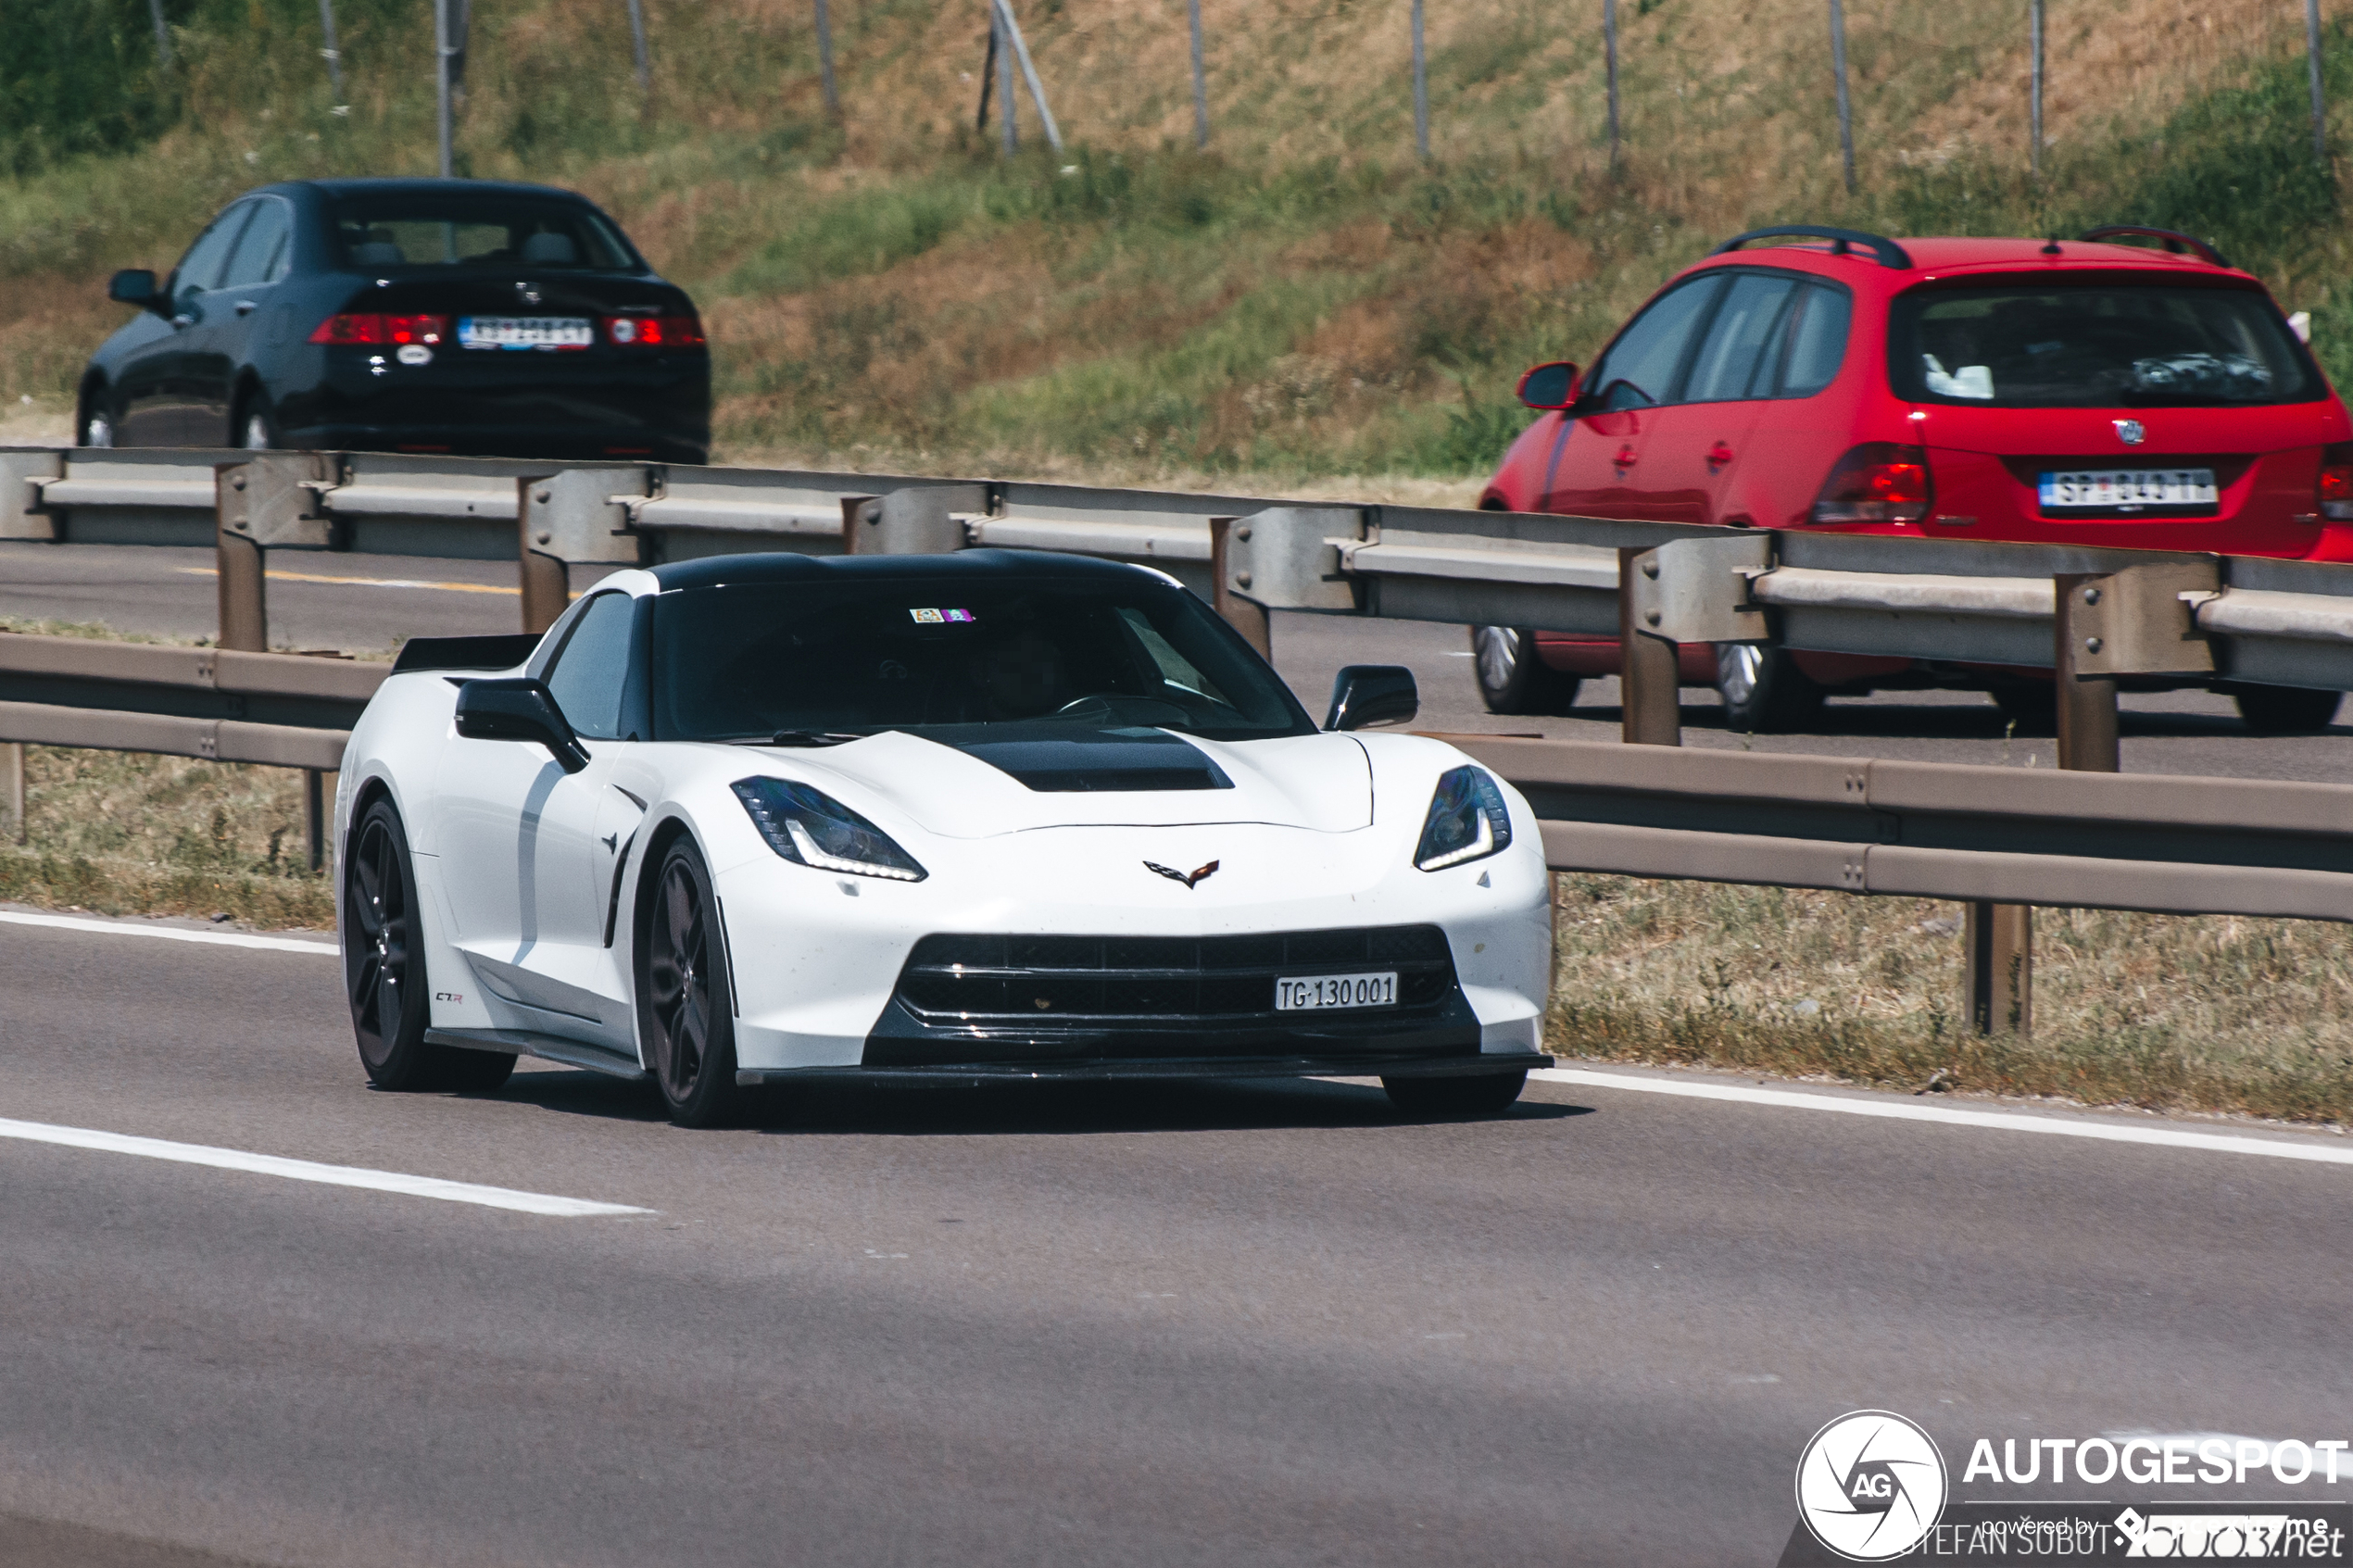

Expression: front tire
xmin=638 ymin=838 xmax=745 ymax=1128
xmin=1381 ymin=1070 xmax=1528 ymax=1118
xmin=344 ymin=797 xmax=515 ymax=1092
xmin=1472 ymin=626 xmax=1580 ymax=715
xmin=2226 ymin=684 xmax=2343 ymax=734
xmin=1714 ymin=643 xmax=1824 ymax=734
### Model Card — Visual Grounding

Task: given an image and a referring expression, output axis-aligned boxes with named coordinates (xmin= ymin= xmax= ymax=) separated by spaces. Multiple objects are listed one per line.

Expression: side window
xmin=173 ymin=206 xmax=255 ymax=302
xmin=543 ymin=593 xmax=637 ymax=741
xmin=1683 ymin=273 xmax=1801 ymax=404
xmin=1778 ymin=285 xmax=1853 ymax=398
xmin=220 ymin=199 xmax=294 ymax=288
xmin=1586 ymin=277 xmax=1725 ymax=411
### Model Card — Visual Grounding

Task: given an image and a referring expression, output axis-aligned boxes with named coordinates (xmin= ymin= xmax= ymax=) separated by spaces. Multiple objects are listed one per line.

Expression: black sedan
xmin=80 ymin=178 xmax=710 ymax=464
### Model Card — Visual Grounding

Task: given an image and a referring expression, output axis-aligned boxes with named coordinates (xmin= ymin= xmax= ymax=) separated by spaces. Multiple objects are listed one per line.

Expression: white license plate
xmin=2037 ymin=468 xmax=2219 ymax=509
xmin=1275 ymin=972 xmax=1397 ymax=1011
xmin=457 ymin=316 xmax=594 ymax=351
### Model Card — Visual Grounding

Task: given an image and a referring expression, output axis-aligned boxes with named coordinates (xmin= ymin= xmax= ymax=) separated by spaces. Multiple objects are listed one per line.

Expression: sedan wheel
xmin=1714 ymin=643 xmax=1825 ymax=734
xmin=344 ymin=798 xmax=514 ymax=1092
xmin=639 ymin=838 xmax=744 ymax=1128
xmin=1471 ymin=625 xmax=1580 ymax=715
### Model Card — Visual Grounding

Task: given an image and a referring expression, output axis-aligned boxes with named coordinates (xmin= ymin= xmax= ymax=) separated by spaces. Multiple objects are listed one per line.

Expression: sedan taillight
xmin=309 ymin=313 xmax=450 ymax=346
xmin=2319 ymin=441 xmax=2353 ymax=521
xmin=1811 ymin=443 xmax=1932 ymax=524
xmin=603 ymin=315 xmax=705 ymax=347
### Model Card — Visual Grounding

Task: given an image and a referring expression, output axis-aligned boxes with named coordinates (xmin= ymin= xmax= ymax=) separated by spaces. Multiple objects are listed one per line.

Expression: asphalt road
xmin=6 ymin=540 xmax=2350 ymax=783
xmin=3 ymin=916 xmax=2349 ymax=1566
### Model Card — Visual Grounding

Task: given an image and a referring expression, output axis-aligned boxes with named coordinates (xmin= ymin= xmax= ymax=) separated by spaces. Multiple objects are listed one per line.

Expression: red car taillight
xmin=1811 ymin=443 xmax=1932 ymax=524
xmin=2319 ymin=441 xmax=2353 ymax=521
xmin=309 ymin=313 xmax=451 ymax=346
xmin=603 ymin=315 xmax=705 ymax=347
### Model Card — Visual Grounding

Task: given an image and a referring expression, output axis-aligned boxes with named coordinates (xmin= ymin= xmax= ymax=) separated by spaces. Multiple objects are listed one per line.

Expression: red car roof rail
xmin=1710 ymin=224 xmax=1913 ymax=270
xmin=2076 ymin=225 xmax=2233 ymax=269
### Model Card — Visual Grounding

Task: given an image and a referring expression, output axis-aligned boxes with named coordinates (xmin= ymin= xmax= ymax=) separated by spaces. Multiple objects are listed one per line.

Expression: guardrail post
xmin=1617 ymin=547 xmax=1682 ymax=746
xmin=518 ymin=470 xmax=648 ymax=633
xmin=849 ymin=485 xmax=982 ymax=555
xmin=1214 ymin=508 xmax=1364 ymax=636
xmin=305 ymin=768 xmax=327 ymax=874
xmin=1209 ymin=516 xmax=1272 ymax=657
xmin=0 ymin=741 xmax=23 ymax=845
xmin=2054 ymin=573 xmax=2120 ymax=773
xmin=0 ymin=451 xmax=61 ymax=543
xmin=1963 ymin=900 xmax=2032 ymax=1036
xmin=1620 ymin=534 xmax=1771 ymax=745
xmin=216 ymin=456 xmax=335 ymax=652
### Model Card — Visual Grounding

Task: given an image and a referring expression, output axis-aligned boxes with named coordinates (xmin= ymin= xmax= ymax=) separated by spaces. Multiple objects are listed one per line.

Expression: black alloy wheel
xmin=639 ymin=838 xmax=744 ymax=1128
xmin=1381 ymin=1070 xmax=1529 ymax=1118
xmin=2225 ymin=683 xmax=2343 ymax=734
xmin=344 ymin=798 xmax=514 ymax=1092
xmin=1472 ymin=626 xmax=1581 ymax=715
xmin=1714 ymin=643 xmax=1826 ymax=734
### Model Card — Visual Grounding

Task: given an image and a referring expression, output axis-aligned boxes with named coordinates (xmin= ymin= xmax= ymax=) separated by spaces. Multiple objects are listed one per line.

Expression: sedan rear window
xmin=1890 ymin=283 xmax=2318 ymax=408
xmin=650 ymin=579 xmax=1317 ymax=744
xmin=326 ymin=195 xmax=642 ymax=272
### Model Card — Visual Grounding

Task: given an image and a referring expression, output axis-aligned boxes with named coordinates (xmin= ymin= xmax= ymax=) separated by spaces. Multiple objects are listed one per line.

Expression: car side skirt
xmin=427 ymin=1025 xmax=648 ymax=1081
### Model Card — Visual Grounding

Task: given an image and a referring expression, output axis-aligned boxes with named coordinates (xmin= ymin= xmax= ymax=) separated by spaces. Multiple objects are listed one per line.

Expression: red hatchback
xmin=1475 ymin=224 xmax=2353 ymax=732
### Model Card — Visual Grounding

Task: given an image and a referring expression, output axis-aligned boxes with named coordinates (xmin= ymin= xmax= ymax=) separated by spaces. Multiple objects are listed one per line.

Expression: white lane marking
xmin=0 ymin=909 xmax=336 ymax=955
xmin=0 ymin=1116 xmax=651 ymax=1217
xmin=1534 ymin=1067 xmax=2353 ymax=1168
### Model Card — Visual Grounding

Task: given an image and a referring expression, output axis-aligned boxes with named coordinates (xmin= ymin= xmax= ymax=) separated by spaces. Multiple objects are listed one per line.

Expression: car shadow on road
xmin=487 ymin=1066 xmax=1588 ymax=1136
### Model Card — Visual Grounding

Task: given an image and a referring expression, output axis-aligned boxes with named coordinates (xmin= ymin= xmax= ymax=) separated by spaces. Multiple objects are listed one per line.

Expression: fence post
xmin=1411 ymin=0 xmax=1430 ymax=161
xmin=995 ymin=0 xmax=1063 ymax=154
xmin=2029 ymin=0 xmax=2044 ymax=175
xmin=1188 ymin=0 xmax=1210 ymax=148
xmin=319 ymin=0 xmax=345 ymax=101
xmin=1963 ymin=901 xmax=2032 ymax=1036
xmin=815 ymin=0 xmax=841 ymax=120
xmin=2309 ymin=0 xmax=2329 ymax=166
xmin=148 ymin=0 xmax=172 ymax=65
xmin=1617 ymin=547 xmax=1681 ymax=746
xmin=1604 ymin=0 xmax=1620 ymax=172
xmin=1829 ymin=0 xmax=1856 ymax=193
xmin=625 ymin=0 xmax=650 ymax=92
xmin=434 ymin=0 xmax=454 ymax=177
xmin=996 ymin=5 xmax=1018 ymax=155
xmin=0 ymin=742 xmax=23 ymax=846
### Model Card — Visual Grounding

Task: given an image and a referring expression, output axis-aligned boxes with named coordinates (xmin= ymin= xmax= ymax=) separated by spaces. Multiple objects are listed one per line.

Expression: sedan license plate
xmin=457 ymin=316 xmax=594 ymax=351
xmin=1275 ymin=972 xmax=1397 ymax=1011
xmin=2037 ymin=468 xmax=2218 ymax=509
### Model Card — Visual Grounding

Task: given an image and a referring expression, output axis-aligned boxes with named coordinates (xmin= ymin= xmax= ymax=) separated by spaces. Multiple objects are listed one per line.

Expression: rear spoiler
xmin=390 ymin=633 xmax=544 ymax=675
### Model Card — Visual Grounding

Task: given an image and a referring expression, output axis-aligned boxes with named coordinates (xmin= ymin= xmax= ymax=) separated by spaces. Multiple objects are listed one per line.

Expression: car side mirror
xmin=1516 ymin=360 xmax=1579 ymax=410
xmin=454 ymin=678 xmax=590 ymax=773
xmin=108 ymin=269 xmax=157 ymax=308
xmin=1324 ymin=665 xmax=1419 ymax=732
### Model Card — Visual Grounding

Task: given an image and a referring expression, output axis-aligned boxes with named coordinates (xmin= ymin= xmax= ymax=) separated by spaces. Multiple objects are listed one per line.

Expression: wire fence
xmin=134 ymin=0 xmax=2342 ymax=190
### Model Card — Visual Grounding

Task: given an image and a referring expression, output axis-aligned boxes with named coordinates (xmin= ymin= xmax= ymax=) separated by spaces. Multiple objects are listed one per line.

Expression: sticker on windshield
xmin=908 ymin=608 xmax=975 ymax=624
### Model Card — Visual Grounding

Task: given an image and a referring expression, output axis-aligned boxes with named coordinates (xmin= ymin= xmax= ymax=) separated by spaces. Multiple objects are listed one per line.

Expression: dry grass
xmin=0 ymin=745 xmax=333 ymax=928
xmin=1549 ymin=874 xmax=2353 ymax=1128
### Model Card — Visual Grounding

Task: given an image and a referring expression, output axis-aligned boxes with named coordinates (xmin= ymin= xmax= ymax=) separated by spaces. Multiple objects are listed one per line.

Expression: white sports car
xmin=335 ymin=550 xmax=1554 ymax=1126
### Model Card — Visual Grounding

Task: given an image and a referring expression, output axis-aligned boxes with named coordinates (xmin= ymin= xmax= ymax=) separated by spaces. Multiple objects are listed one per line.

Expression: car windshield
xmin=1890 ymin=282 xmax=2318 ymax=408
xmin=650 ymin=577 xmax=1318 ymax=744
xmin=325 ymin=195 xmax=642 ymax=272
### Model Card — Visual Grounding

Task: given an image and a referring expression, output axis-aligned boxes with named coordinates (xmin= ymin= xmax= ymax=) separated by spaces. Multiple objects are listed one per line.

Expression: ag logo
xmin=1795 ymin=1410 xmax=1947 ymax=1562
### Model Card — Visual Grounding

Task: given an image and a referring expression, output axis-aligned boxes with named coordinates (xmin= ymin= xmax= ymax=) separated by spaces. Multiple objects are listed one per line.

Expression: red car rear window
xmin=1889 ymin=282 xmax=2318 ymax=408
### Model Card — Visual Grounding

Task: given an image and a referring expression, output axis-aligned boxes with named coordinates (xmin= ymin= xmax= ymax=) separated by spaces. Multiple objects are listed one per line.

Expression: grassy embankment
xmin=3 ymin=0 xmax=2351 ymax=1115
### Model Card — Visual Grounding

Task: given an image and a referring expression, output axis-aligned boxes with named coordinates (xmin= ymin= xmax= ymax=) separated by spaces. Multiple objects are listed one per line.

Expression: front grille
xmin=893 ymin=924 xmax=1457 ymax=1025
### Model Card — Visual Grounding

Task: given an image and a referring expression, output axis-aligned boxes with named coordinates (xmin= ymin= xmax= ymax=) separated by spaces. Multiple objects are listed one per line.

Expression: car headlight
xmin=1414 ymin=766 xmax=1514 ymax=872
xmin=731 ymin=778 xmax=927 ymax=882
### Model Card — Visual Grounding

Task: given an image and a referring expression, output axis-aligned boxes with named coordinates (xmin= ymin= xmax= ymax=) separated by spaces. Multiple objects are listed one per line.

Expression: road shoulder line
xmin=0 ymin=1115 xmax=652 ymax=1217
xmin=0 ymin=909 xmax=335 ymax=955
xmin=1533 ymin=1066 xmax=2353 ymax=1167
